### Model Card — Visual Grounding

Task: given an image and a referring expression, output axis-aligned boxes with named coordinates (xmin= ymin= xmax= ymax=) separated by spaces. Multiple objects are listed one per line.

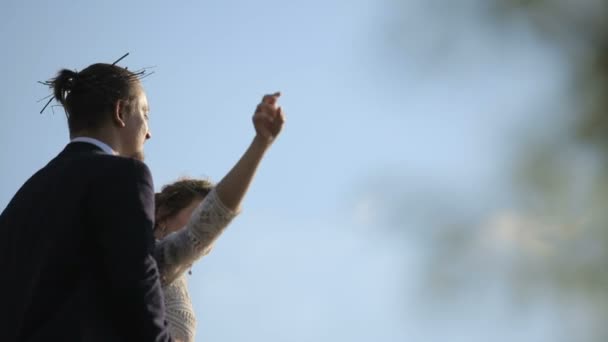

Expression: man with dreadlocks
xmin=0 ymin=62 xmax=171 ymax=341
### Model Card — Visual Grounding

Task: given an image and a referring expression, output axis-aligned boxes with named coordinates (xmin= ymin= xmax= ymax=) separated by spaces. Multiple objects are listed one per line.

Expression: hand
xmin=253 ymin=92 xmax=285 ymax=144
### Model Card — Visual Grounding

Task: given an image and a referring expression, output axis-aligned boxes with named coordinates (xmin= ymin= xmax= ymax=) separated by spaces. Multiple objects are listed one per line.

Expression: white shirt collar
xmin=70 ymin=137 xmax=117 ymax=155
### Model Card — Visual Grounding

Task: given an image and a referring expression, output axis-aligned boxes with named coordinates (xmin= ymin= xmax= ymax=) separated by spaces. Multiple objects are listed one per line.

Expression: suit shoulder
xmin=94 ymin=155 xmax=151 ymax=175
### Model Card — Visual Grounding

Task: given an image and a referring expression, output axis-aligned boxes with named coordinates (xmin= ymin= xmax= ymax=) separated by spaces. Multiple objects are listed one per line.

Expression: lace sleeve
xmin=154 ymin=188 xmax=239 ymax=285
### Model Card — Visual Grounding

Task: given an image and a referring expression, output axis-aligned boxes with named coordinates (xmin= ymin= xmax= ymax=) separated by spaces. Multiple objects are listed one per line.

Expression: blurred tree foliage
xmin=408 ymin=1 xmax=608 ymax=341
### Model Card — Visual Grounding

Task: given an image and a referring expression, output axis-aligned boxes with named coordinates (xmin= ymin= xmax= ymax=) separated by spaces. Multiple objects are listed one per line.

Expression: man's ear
xmin=112 ymin=100 xmax=127 ymax=128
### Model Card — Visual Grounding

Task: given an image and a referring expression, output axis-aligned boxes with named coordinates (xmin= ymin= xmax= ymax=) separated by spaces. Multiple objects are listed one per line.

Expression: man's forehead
xmin=134 ymin=87 xmax=150 ymax=111
xmin=141 ymin=93 xmax=150 ymax=113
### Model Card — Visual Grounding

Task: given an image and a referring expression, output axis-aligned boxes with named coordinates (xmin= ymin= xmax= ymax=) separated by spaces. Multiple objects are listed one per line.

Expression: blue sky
xmin=1 ymin=1 xmax=571 ymax=341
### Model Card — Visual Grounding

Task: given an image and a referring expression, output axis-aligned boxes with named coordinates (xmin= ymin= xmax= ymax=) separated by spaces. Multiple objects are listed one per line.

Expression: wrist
xmin=252 ymin=134 xmax=274 ymax=149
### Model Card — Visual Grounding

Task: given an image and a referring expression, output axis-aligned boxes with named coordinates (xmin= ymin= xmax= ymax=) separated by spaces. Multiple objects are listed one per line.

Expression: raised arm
xmin=155 ymin=92 xmax=286 ymax=284
xmin=215 ymin=92 xmax=285 ymax=211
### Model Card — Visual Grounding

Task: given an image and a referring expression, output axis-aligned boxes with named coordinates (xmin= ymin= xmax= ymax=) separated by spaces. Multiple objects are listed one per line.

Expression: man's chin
xmin=129 ymin=151 xmax=145 ymax=161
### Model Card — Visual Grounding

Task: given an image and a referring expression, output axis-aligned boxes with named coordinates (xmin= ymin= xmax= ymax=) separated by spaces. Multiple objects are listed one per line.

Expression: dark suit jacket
xmin=0 ymin=142 xmax=172 ymax=342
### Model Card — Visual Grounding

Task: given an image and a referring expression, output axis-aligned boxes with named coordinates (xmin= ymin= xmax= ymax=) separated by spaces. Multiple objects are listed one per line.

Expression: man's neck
xmin=70 ymin=137 xmax=117 ymax=155
xmin=70 ymin=130 xmax=120 ymax=155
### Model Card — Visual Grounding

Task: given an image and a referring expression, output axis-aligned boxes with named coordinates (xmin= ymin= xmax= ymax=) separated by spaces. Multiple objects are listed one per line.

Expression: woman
xmin=153 ymin=92 xmax=285 ymax=342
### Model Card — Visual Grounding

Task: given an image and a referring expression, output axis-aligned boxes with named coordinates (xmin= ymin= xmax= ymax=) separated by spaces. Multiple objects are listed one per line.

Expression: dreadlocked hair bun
xmin=51 ymin=69 xmax=80 ymax=106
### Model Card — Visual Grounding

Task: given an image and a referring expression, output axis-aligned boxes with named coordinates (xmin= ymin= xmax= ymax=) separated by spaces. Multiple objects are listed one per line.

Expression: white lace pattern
xmin=155 ymin=188 xmax=238 ymax=342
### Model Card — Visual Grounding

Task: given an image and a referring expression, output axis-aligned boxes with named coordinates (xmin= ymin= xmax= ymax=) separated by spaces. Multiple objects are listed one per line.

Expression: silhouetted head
xmin=49 ymin=63 xmax=151 ymax=159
